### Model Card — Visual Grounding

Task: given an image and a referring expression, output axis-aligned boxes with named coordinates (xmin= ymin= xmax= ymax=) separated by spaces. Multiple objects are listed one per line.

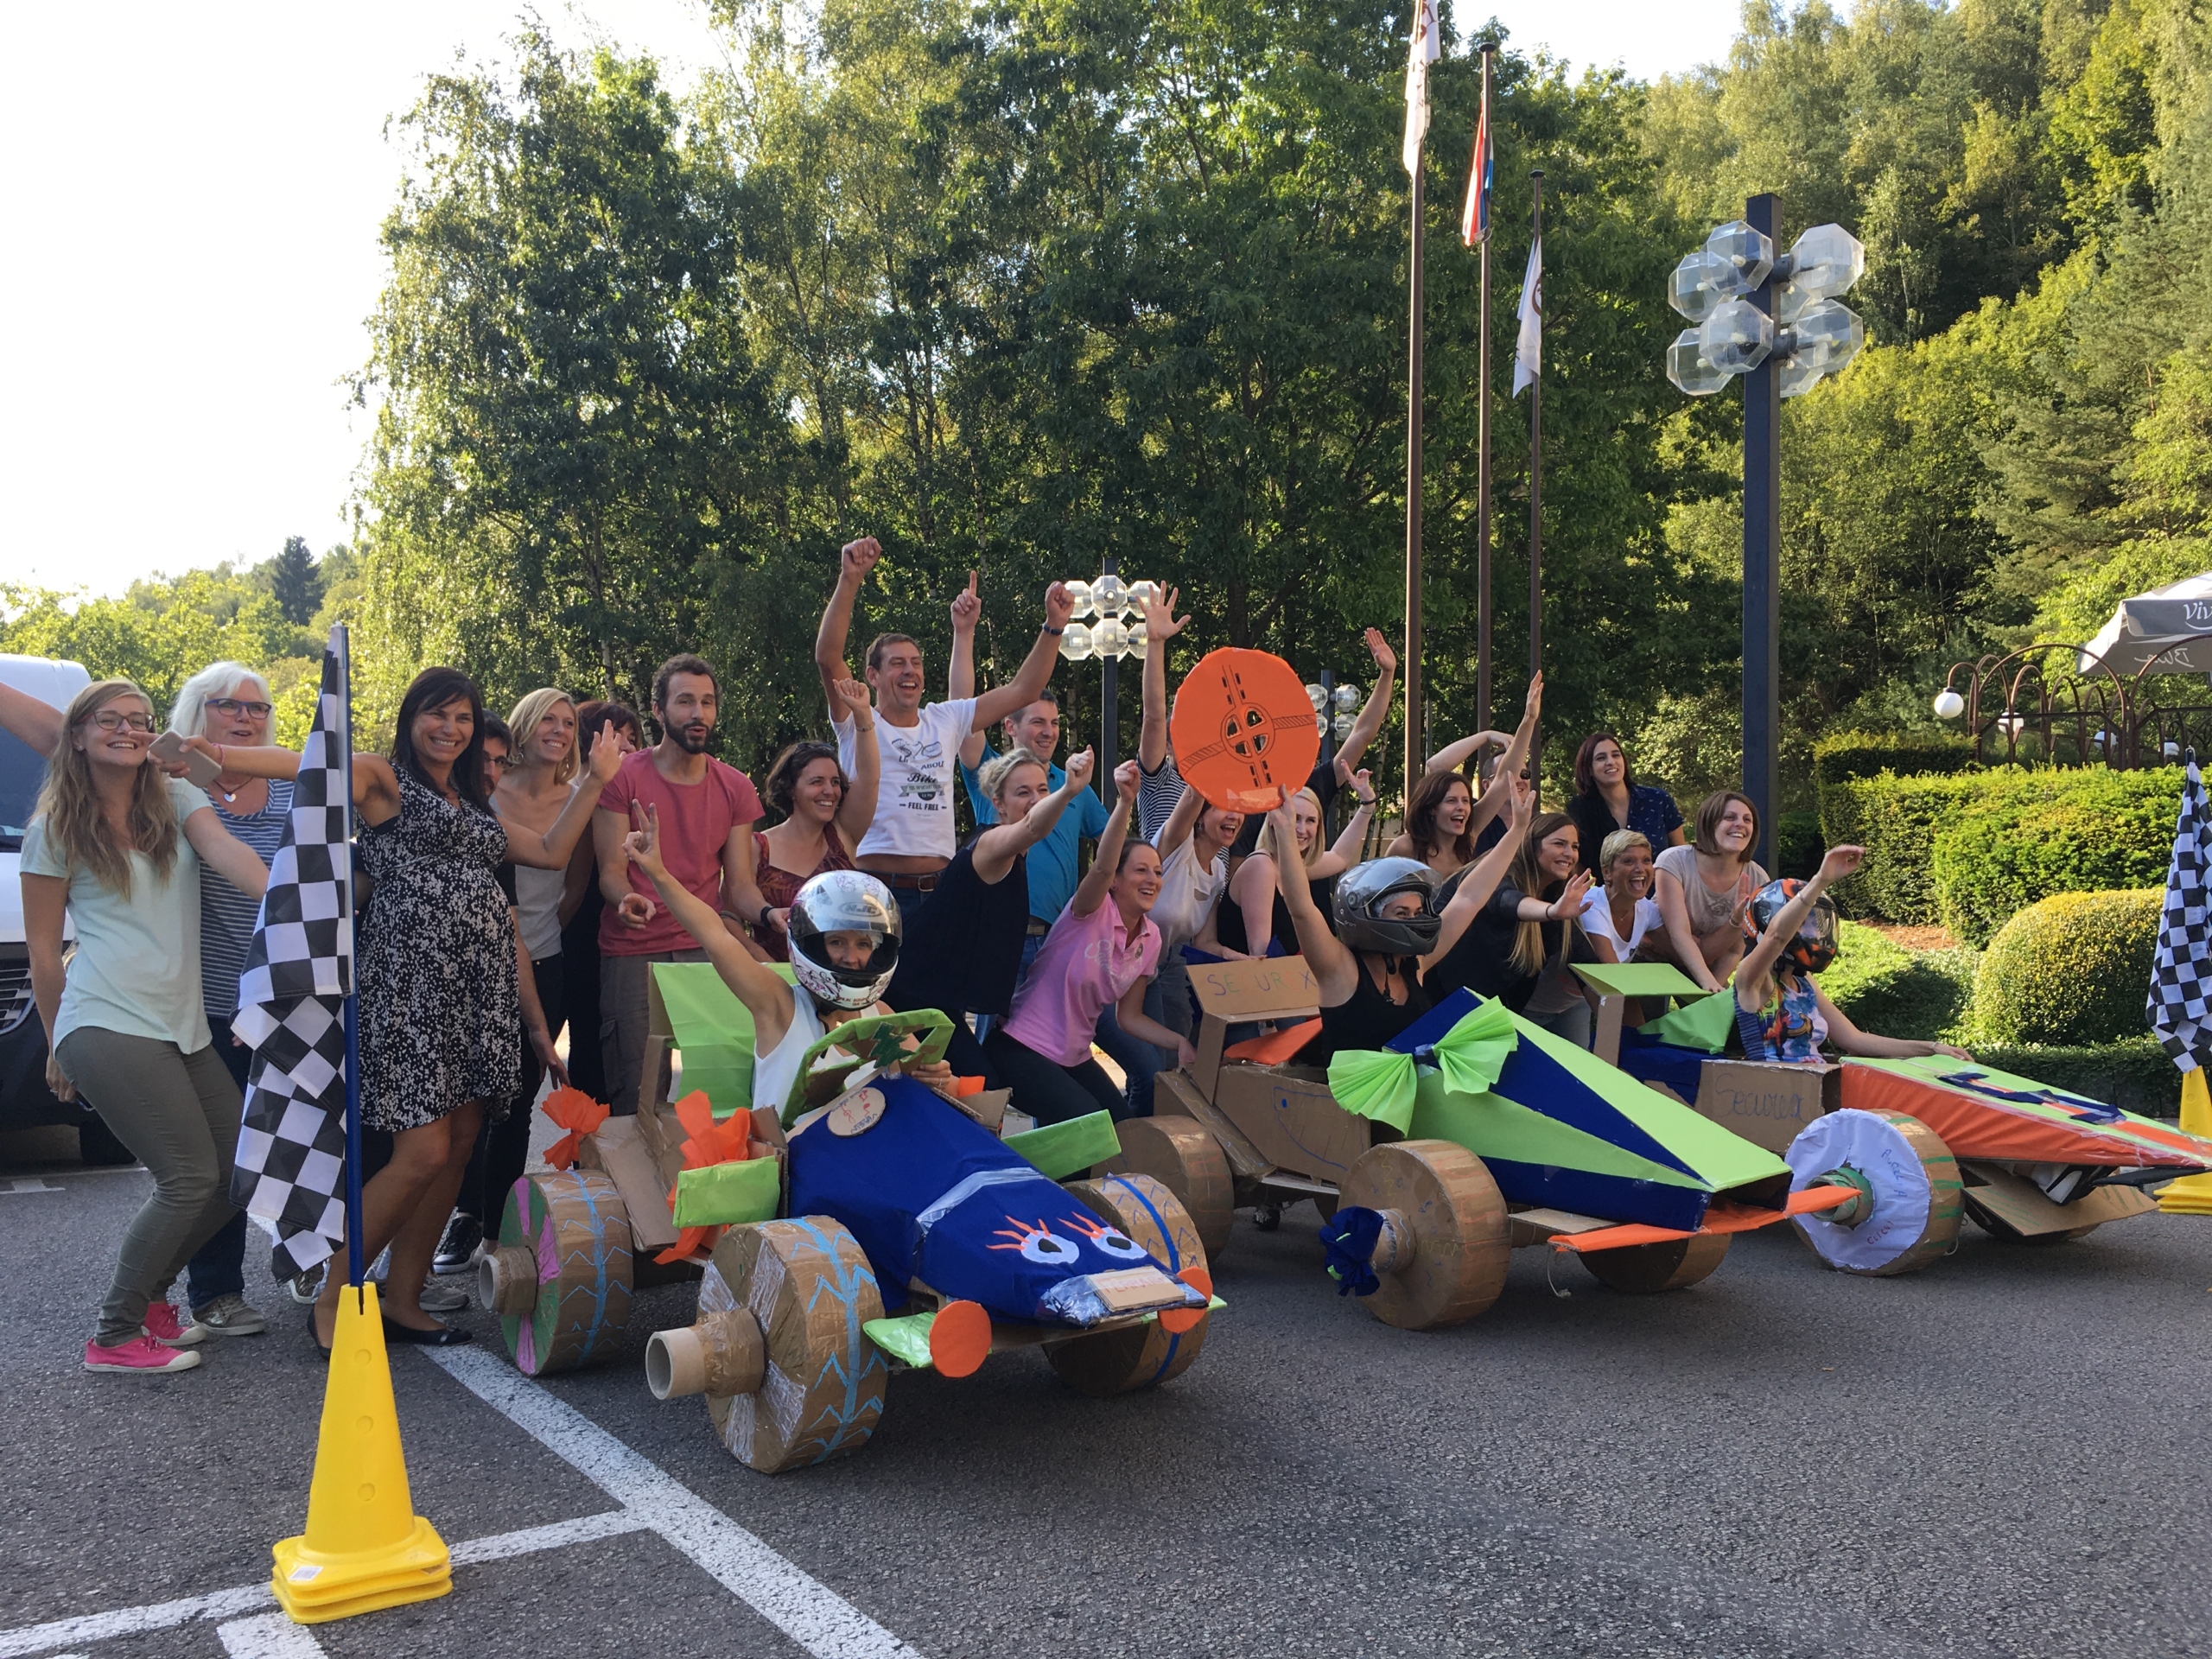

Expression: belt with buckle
xmin=1026 ymin=919 xmax=1052 ymax=937
xmin=874 ymin=870 xmax=942 ymax=892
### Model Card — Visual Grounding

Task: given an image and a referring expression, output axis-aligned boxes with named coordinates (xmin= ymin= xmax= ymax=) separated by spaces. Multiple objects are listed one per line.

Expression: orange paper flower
xmin=539 ymin=1087 xmax=610 ymax=1172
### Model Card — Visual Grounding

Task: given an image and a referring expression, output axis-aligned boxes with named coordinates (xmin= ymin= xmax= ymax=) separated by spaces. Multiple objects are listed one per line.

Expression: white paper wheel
xmin=1786 ymin=1109 xmax=1962 ymax=1276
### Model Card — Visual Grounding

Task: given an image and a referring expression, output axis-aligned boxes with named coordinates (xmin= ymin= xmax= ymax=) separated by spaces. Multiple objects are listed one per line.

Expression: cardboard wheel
xmin=1577 ymin=1232 xmax=1732 ymax=1294
xmin=701 ymin=1217 xmax=888 ymax=1474
xmin=1339 ymin=1140 xmax=1510 ymax=1331
xmin=493 ymin=1170 xmax=634 ymax=1376
xmin=1101 ymin=1117 xmax=1234 ymax=1262
xmin=1962 ymin=1197 xmax=2097 ymax=1244
xmin=1046 ymin=1175 xmax=1211 ymax=1397
xmin=1786 ymin=1109 xmax=1962 ymax=1277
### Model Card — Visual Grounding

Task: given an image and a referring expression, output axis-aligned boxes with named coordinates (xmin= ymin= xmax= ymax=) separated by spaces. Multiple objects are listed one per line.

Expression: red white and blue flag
xmin=1461 ymin=79 xmax=1493 ymax=245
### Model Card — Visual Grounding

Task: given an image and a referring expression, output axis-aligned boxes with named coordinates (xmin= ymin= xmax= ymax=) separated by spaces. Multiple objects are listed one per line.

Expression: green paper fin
xmin=1004 ymin=1111 xmax=1122 ymax=1179
xmin=863 ymin=1312 xmax=938 ymax=1370
xmin=1572 ymin=962 xmax=1707 ymax=999
xmin=1640 ymin=985 xmax=1738 ymax=1054
xmin=650 ymin=961 xmax=797 ymax=1118
xmin=671 ymin=1156 xmax=781 ymax=1227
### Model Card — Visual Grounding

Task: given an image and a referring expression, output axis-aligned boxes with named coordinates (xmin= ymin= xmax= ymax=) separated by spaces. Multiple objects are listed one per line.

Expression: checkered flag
xmin=2149 ymin=751 xmax=2212 ymax=1071
xmin=230 ymin=628 xmax=356 ymax=1277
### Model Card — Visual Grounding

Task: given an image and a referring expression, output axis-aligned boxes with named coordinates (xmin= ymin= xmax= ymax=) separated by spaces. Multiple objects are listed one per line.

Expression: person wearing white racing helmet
xmin=621 ymin=804 xmax=955 ymax=1110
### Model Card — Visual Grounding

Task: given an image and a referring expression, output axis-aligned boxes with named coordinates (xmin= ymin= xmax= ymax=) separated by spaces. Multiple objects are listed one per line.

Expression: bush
xmin=1818 ymin=772 xmax=1982 ymax=921
xmin=1931 ymin=769 xmax=2181 ymax=945
xmin=1774 ymin=809 xmax=1825 ymax=879
xmin=1964 ymin=889 xmax=2161 ymax=1046
xmin=1811 ymin=729 xmax=1977 ymax=791
xmin=1822 ymin=921 xmax=1976 ymax=1040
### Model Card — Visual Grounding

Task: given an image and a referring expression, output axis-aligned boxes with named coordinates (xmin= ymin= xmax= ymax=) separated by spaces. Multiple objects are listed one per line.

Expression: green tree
xmin=265 ymin=535 xmax=323 ymax=626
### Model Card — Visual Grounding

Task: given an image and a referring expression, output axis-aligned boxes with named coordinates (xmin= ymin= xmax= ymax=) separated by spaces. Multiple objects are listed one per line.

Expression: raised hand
xmin=1062 ymin=746 xmax=1096 ymax=791
xmin=623 ymin=800 xmax=668 ymax=880
xmin=585 ymin=720 xmax=625 ymax=785
xmin=1552 ymin=868 xmax=1596 ymax=919
xmin=1816 ymin=843 xmax=1866 ymax=885
xmin=1138 ymin=584 xmax=1188 ymax=641
xmin=831 ymin=677 xmax=874 ymax=724
xmin=1364 ymin=627 xmax=1397 ymax=674
xmin=1113 ymin=758 xmax=1141 ymax=802
xmin=950 ymin=570 xmax=980 ymax=632
xmin=1350 ymin=767 xmax=1376 ymax=805
xmin=1522 ymin=670 xmax=1545 ymax=722
xmin=841 ymin=537 xmax=883 ymax=582
xmin=1505 ymin=774 xmax=1535 ymax=836
xmin=1044 ymin=580 xmax=1077 ymax=632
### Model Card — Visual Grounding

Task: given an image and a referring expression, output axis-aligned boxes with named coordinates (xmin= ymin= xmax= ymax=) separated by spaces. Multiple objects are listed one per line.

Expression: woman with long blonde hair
xmin=18 ymin=680 xmax=271 ymax=1374
xmin=1421 ymin=809 xmax=1602 ymax=1046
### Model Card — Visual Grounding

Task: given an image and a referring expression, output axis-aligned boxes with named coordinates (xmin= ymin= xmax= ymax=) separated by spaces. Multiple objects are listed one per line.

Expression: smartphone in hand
xmin=149 ymin=730 xmax=226 ymax=791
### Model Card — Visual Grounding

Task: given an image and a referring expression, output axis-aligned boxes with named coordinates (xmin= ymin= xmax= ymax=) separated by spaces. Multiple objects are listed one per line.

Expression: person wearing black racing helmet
xmin=1268 ymin=776 xmax=1537 ymax=1063
xmin=1735 ymin=843 xmax=1974 ymax=1066
xmin=621 ymin=803 xmax=955 ymax=1113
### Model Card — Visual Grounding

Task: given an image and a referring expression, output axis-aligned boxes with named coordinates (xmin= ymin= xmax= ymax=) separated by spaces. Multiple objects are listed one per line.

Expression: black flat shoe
xmin=381 ymin=1316 xmax=472 ymax=1347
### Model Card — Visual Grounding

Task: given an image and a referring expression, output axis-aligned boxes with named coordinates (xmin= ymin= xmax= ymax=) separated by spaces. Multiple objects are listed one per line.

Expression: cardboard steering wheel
xmin=782 ymin=1008 xmax=955 ymax=1126
xmin=1171 ymin=647 xmax=1323 ymax=813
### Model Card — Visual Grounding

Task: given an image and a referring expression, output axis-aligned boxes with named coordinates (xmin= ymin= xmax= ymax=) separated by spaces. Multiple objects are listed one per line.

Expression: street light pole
xmin=1741 ymin=192 xmax=1782 ymax=872
xmin=1099 ymin=552 xmax=1120 ymax=779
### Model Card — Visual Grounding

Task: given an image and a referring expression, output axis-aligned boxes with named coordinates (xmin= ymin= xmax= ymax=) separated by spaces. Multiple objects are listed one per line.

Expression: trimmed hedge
xmin=1818 ymin=764 xmax=2181 ymax=931
xmin=1774 ymin=809 xmax=1825 ymax=880
xmin=1823 ymin=922 xmax=1976 ymax=1040
xmin=1818 ymin=772 xmax=1982 ymax=922
xmin=1930 ymin=771 xmax=2181 ymax=946
xmin=1964 ymin=888 xmax=2160 ymax=1046
xmin=1811 ymin=729 xmax=1976 ymax=791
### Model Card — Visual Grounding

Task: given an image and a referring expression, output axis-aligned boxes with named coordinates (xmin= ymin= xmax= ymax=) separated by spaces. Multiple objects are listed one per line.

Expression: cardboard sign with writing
xmin=1212 ymin=1065 xmax=1370 ymax=1186
xmin=1188 ymin=957 xmax=1324 ymax=1023
xmin=1689 ymin=1059 xmax=1841 ymax=1154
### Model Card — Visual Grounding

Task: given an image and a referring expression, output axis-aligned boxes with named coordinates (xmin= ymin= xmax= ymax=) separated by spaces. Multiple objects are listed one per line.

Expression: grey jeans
xmin=601 ymin=949 xmax=710 ymax=1115
xmin=57 ymin=1029 xmax=243 ymax=1346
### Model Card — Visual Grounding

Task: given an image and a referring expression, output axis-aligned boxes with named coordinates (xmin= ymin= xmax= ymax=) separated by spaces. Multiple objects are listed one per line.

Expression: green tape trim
xmin=671 ymin=1156 xmax=780 ymax=1227
xmin=1003 ymin=1111 xmax=1122 ymax=1180
xmin=863 ymin=1311 xmax=938 ymax=1370
xmin=1410 ymin=1076 xmax=1708 ymax=1188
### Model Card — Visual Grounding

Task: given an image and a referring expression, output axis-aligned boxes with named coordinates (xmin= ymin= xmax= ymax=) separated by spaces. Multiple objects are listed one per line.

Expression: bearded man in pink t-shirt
xmin=590 ymin=653 xmax=764 ymax=1114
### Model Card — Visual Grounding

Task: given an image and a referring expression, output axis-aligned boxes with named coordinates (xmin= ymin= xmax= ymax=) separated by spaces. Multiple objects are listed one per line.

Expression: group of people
xmin=10 ymin=535 xmax=1969 ymax=1376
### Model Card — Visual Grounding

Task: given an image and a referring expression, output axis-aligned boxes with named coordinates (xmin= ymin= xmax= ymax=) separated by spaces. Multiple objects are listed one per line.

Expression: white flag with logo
xmin=1513 ymin=236 xmax=1542 ymax=394
xmin=1402 ymin=0 xmax=1440 ymax=175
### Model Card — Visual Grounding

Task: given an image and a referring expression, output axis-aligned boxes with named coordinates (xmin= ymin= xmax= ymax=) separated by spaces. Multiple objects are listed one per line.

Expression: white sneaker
xmin=417 ymin=1277 xmax=470 ymax=1314
xmin=191 ymin=1293 xmax=269 ymax=1337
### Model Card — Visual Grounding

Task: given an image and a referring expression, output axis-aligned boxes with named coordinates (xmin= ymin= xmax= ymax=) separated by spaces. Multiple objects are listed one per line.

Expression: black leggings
xmin=982 ymin=1030 xmax=1123 ymax=1125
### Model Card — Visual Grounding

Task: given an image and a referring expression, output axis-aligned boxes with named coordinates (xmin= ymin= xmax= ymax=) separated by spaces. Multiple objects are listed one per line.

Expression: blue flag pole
xmin=334 ymin=622 xmax=365 ymax=1294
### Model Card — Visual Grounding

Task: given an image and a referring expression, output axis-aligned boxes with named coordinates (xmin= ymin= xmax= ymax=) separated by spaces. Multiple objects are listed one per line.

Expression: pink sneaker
xmin=141 ymin=1300 xmax=207 ymax=1347
xmin=84 ymin=1334 xmax=202 ymax=1374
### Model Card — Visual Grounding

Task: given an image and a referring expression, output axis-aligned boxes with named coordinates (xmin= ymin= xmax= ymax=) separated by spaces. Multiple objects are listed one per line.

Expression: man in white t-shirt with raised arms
xmin=814 ymin=535 xmax=1075 ymax=919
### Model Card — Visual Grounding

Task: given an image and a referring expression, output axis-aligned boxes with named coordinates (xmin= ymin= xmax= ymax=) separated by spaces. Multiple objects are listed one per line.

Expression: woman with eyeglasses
xmin=14 ymin=680 xmax=271 ymax=1373
xmin=1 ymin=661 xmax=292 ymax=1343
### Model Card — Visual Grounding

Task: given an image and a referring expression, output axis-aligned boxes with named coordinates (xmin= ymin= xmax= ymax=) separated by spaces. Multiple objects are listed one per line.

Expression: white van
xmin=0 ymin=654 xmax=131 ymax=1160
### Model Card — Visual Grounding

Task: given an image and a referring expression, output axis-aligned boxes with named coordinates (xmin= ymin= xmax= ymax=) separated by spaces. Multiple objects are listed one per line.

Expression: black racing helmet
xmin=1332 ymin=858 xmax=1443 ymax=958
xmin=788 ymin=869 xmax=902 ymax=1010
xmin=1745 ymin=877 xmax=1840 ymax=974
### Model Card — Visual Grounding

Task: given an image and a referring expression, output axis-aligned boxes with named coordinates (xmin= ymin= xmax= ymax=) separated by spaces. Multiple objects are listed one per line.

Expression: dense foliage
xmin=1964 ymin=886 xmax=2161 ymax=1043
xmin=5 ymin=0 xmax=2209 ymax=807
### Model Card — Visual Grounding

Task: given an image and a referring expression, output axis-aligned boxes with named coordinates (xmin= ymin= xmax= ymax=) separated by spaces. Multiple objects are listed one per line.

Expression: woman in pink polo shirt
xmin=987 ymin=760 xmax=1193 ymax=1123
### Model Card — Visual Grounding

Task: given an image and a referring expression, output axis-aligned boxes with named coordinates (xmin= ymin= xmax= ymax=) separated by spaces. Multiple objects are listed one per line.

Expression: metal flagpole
xmin=1404 ymin=162 xmax=1426 ymax=798
xmin=1742 ymin=192 xmax=1783 ymax=873
xmin=336 ymin=621 xmax=364 ymax=1295
xmin=1526 ymin=169 xmax=1543 ymax=804
xmin=1476 ymin=44 xmax=1495 ymax=736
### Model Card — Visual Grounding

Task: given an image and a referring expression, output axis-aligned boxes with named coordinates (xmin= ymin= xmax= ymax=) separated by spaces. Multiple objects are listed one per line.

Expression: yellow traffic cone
xmin=2158 ymin=1068 xmax=2212 ymax=1215
xmin=270 ymin=1281 xmax=452 ymax=1624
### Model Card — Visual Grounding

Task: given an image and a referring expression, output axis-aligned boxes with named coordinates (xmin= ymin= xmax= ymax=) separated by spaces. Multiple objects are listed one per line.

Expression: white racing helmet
xmin=788 ymin=869 xmax=902 ymax=1010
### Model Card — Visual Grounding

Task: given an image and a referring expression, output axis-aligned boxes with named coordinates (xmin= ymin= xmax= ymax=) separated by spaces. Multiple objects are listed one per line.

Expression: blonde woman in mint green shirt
xmin=16 ymin=679 xmax=269 ymax=1376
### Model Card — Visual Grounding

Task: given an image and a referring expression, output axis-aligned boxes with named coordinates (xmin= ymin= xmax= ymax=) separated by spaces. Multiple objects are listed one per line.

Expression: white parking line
xmin=427 ymin=1346 xmax=921 ymax=1659
xmin=214 ymin=1613 xmax=327 ymax=1656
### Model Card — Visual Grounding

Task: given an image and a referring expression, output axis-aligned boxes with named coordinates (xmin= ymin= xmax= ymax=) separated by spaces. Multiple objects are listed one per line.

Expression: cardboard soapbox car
xmin=478 ymin=993 xmax=1217 ymax=1475
xmin=1112 ymin=958 xmax=1865 ymax=1329
xmin=1592 ymin=965 xmax=2212 ymax=1274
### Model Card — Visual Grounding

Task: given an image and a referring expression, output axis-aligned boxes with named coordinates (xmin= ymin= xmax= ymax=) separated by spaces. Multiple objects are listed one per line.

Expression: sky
xmin=0 ymin=0 xmax=1744 ymax=601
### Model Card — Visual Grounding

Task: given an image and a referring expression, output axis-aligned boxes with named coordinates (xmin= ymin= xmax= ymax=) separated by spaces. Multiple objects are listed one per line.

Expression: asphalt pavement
xmin=1 ymin=1124 xmax=2208 ymax=1659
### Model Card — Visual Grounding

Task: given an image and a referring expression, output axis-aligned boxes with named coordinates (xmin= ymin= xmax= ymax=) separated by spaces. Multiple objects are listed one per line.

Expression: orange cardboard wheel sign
xmin=1170 ymin=648 xmax=1322 ymax=812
